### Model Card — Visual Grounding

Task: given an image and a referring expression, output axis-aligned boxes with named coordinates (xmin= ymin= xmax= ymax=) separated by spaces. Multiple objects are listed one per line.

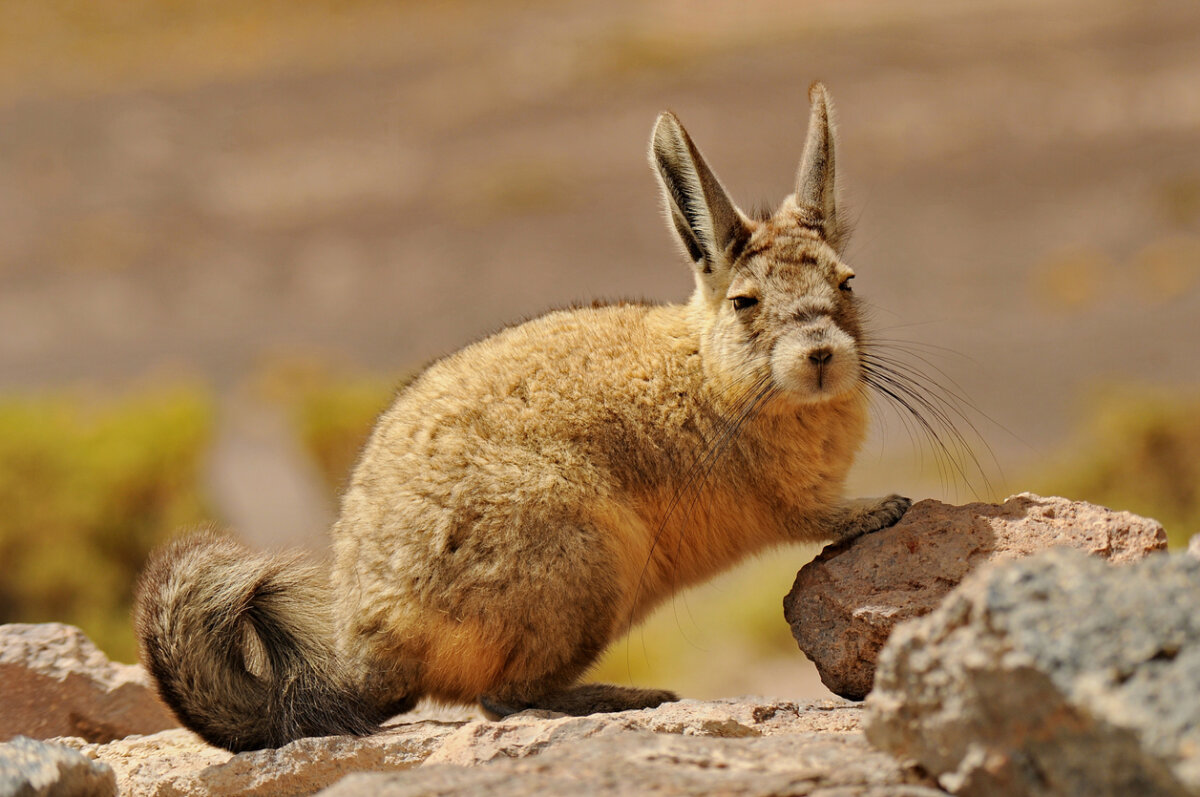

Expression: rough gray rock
xmin=0 ymin=735 xmax=116 ymax=797
xmin=785 ymin=494 xmax=1167 ymax=699
xmin=863 ymin=548 xmax=1200 ymax=797
xmin=320 ymin=731 xmax=946 ymax=797
xmin=0 ymin=623 xmax=178 ymax=743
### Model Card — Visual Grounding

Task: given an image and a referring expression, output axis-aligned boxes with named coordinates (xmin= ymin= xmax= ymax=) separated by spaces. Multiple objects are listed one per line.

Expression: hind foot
xmin=831 ymin=494 xmax=911 ymax=543
xmin=479 ymin=683 xmax=678 ymax=720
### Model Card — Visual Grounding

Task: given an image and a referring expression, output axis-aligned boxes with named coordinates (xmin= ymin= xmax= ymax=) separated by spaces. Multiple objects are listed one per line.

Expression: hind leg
xmin=479 ymin=683 xmax=677 ymax=719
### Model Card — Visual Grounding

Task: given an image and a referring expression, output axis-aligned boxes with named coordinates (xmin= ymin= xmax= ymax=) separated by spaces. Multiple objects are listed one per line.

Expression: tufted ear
xmin=795 ymin=83 xmax=845 ymax=252
xmin=650 ymin=112 xmax=750 ymax=281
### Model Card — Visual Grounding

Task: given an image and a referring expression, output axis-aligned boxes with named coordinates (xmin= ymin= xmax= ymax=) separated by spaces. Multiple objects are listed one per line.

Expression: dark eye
xmin=731 ymin=296 xmax=759 ymax=311
xmin=838 ymin=275 xmax=854 ymax=292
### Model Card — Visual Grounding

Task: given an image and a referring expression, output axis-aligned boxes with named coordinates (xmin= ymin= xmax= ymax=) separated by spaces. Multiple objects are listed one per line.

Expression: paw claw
xmin=833 ymin=494 xmax=912 ymax=542
xmin=872 ymin=494 xmax=912 ymax=529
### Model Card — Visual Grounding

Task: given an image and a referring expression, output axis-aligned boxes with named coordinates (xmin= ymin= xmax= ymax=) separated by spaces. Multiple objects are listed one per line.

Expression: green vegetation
xmin=0 ymin=384 xmax=215 ymax=662
xmin=1028 ymin=387 xmax=1200 ymax=549
xmin=255 ymin=358 xmax=405 ymax=494
xmin=589 ymin=551 xmax=819 ymax=698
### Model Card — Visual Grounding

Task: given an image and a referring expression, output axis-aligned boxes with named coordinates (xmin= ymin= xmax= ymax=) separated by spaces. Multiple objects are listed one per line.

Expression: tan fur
xmin=134 ymin=83 xmax=911 ymax=751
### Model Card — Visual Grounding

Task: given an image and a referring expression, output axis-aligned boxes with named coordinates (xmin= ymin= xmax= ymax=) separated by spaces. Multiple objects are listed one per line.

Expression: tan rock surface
xmin=323 ymin=730 xmax=945 ymax=797
xmin=424 ymin=697 xmax=862 ymax=767
xmin=53 ymin=730 xmax=229 ymax=794
xmin=4 ymin=624 xmax=903 ymax=795
xmin=784 ymin=494 xmax=1168 ymax=699
xmin=49 ymin=697 xmax=909 ymax=796
xmin=54 ymin=717 xmax=469 ymax=797
xmin=0 ymin=623 xmax=178 ymax=743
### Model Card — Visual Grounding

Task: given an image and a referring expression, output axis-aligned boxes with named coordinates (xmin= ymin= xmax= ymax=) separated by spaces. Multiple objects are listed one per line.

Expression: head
xmin=651 ymin=83 xmax=863 ymax=407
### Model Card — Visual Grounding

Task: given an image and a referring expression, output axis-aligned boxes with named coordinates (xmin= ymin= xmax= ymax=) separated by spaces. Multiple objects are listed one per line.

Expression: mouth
xmin=771 ymin=333 xmax=860 ymax=403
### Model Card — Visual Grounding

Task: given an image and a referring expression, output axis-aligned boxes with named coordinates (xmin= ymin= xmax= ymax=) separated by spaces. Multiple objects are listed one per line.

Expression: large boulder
xmin=863 ymin=548 xmax=1200 ymax=797
xmin=784 ymin=494 xmax=1167 ymax=699
xmin=0 ymin=735 xmax=116 ymax=797
xmin=0 ymin=624 xmax=178 ymax=743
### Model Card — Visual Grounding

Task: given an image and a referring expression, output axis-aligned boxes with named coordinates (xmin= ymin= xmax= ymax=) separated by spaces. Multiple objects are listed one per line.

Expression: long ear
xmin=650 ymin=112 xmax=749 ymax=279
xmin=795 ymin=83 xmax=844 ymax=252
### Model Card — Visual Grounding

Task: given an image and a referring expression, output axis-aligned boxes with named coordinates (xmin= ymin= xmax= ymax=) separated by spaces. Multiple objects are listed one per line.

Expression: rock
xmin=863 ymin=548 xmax=1200 ymax=797
xmin=54 ymin=713 xmax=472 ymax=797
xmin=0 ymin=735 xmax=116 ymax=797
xmin=320 ymin=731 xmax=946 ymax=796
xmin=0 ymin=624 xmax=178 ymax=743
xmin=784 ymin=494 xmax=1167 ymax=699
xmin=424 ymin=697 xmax=862 ymax=767
xmin=48 ymin=698 xmax=937 ymax=796
xmin=52 ymin=729 xmax=230 ymax=795
xmin=1189 ymin=533 xmax=1199 ymax=559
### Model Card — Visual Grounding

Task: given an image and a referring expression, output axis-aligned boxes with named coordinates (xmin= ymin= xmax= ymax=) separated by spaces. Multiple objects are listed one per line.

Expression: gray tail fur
xmin=133 ymin=533 xmax=391 ymax=752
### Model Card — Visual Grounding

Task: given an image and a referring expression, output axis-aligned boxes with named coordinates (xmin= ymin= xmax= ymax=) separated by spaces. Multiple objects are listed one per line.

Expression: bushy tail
xmin=133 ymin=534 xmax=388 ymax=752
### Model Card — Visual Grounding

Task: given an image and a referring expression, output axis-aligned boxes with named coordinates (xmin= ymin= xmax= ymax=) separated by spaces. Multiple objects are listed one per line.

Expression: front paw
xmin=833 ymin=494 xmax=911 ymax=543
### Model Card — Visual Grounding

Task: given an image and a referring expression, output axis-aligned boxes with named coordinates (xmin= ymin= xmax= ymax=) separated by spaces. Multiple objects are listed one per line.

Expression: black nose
xmin=808 ymin=349 xmax=833 ymax=366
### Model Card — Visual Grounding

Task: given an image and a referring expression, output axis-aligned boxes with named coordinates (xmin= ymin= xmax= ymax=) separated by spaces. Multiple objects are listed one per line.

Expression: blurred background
xmin=1 ymin=0 xmax=1198 ymax=702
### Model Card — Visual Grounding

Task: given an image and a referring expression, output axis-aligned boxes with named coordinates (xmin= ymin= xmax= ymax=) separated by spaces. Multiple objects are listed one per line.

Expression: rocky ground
xmin=2 ymin=495 xmax=1197 ymax=796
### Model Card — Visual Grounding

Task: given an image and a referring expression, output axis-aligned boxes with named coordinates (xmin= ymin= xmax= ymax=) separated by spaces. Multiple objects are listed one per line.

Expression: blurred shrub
xmin=0 ymin=384 xmax=214 ymax=661
xmin=590 ymin=551 xmax=819 ymax=698
xmin=1031 ymin=245 xmax=1113 ymax=312
xmin=1132 ymin=235 xmax=1200 ymax=305
xmin=255 ymin=358 xmax=407 ymax=493
xmin=1156 ymin=174 xmax=1200 ymax=227
xmin=1031 ymin=387 xmax=1200 ymax=549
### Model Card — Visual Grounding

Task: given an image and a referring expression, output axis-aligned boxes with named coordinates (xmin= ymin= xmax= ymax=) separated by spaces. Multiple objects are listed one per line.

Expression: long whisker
xmin=857 ymin=336 xmax=1000 ymax=498
xmin=862 ymin=366 xmax=978 ymax=491
xmin=866 ymin=336 xmax=1023 ymax=450
xmin=863 ymin=339 xmax=994 ymax=420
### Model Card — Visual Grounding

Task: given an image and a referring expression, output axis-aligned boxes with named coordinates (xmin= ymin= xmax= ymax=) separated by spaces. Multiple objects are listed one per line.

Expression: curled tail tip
xmin=133 ymin=532 xmax=389 ymax=752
